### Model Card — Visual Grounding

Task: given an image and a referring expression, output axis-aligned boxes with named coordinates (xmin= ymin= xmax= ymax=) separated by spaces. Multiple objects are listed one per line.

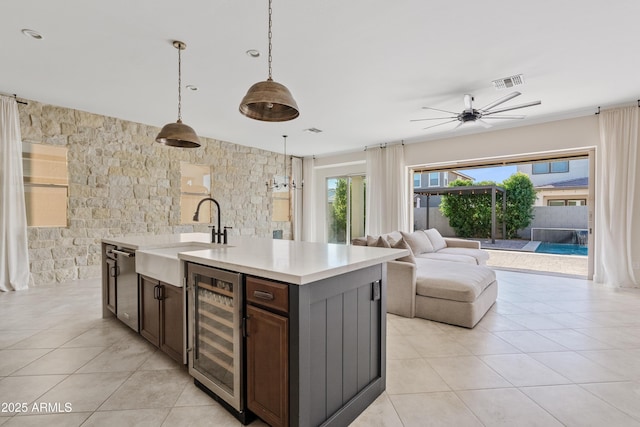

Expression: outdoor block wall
xmin=18 ymin=99 xmax=290 ymax=286
xmin=415 ymin=206 xmax=587 ymax=241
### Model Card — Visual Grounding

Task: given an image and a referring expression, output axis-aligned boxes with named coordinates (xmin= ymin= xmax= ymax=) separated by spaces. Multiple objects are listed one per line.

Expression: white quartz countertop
xmin=102 ymin=233 xmax=213 ymax=250
xmin=103 ymin=233 xmax=408 ymax=285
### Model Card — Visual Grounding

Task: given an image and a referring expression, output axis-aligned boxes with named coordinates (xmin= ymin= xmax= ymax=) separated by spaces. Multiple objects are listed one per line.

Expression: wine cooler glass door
xmin=189 ymin=264 xmax=242 ymax=411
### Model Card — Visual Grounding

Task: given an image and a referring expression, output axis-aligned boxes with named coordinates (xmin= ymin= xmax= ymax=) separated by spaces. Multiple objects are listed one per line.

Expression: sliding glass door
xmin=326 ymin=175 xmax=366 ymax=244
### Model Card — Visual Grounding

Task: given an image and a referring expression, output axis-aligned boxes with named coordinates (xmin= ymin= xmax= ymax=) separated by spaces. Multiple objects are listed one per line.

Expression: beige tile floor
xmin=1 ymin=270 xmax=640 ymax=426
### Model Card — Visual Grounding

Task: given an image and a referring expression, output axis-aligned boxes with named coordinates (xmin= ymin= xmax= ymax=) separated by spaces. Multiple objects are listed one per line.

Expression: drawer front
xmin=246 ymin=277 xmax=289 ymax=314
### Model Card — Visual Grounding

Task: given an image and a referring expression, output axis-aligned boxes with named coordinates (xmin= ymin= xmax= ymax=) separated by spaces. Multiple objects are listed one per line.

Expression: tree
xmin=332 ymin=178 xmax=348 ymax=239
xmin=439 ymin=179 xmax=497 ymax=238
xmin=501 ymin=172 xmax=537 ymax=238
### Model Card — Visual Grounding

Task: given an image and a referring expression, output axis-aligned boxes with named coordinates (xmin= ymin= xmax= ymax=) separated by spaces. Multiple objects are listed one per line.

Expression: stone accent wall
xmin=18 ymin=99 xmax=291 ymax=285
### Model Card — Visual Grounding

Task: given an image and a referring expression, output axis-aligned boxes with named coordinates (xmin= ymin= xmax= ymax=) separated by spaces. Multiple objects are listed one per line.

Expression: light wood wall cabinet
xmin=140 ymin=275 xmax=184 ymax=363
xmin=246 ymin=277 xmax=289 ymax=427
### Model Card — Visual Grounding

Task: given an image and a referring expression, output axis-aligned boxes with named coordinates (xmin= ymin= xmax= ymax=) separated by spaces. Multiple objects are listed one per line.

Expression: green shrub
xmin=439 ymin=173 xmax=536 ymax=239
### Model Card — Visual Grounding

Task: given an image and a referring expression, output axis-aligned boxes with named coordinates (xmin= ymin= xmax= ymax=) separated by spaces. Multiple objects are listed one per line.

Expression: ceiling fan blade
xmin=410 ymin=116 xmax=458 ymax=122
xmin=476 ymin=119 xmax=492 ymax=129
xmin=422 ymin=119 xmax=459 ymax=130
xmin=421 ymin=106 xmax=459 ymax=115
xmin=480 ymin=114 xmax=525 ymax=119
xmin=483 ymin=100 xmax=541 ymax=115
xmin=463 ymin=94 xmax=473 ymax=111
xmin=480 ymin=91 xmax=521 ymax=111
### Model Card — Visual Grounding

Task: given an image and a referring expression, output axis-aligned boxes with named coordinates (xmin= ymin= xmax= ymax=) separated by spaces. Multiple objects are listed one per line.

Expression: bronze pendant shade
xmin=240 ymin=79 xmax=299 ymax=122
xmin=239 ymin=0 xmax=299 ymax=122
xmin=156 ymin=41 xmax=201 ymax=148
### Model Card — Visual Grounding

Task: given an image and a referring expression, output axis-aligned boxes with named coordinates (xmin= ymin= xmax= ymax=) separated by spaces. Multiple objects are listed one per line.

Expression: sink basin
xmin=136 ymin=243 xmax=232 ymax=287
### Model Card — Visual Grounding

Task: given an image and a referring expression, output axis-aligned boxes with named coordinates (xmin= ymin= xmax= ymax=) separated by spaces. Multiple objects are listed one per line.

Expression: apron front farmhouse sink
xmin=136 ymin=243 xmax=232 ymax=286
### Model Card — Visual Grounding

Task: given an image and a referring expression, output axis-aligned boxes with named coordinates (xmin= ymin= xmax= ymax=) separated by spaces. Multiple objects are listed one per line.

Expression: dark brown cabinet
xmin=140 ymin=275 xmax=184 ymax=363
xmin=246 ymin=277 xmax=289 ymax=427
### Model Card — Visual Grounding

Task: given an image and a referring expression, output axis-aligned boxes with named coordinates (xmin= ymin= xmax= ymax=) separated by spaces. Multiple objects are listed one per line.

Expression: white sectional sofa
xmin=354 ymin=229 xmax=497 ymax=328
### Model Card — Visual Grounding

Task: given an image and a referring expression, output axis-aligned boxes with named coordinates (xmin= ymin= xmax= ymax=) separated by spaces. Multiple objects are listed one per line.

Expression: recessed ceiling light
xmin=246 ymin=49 xmax=260 ymax=58
xmin=21 ymin=29 xmax=43 ymax=40
xmin=186 ymin=85 xmax=198 ymax=91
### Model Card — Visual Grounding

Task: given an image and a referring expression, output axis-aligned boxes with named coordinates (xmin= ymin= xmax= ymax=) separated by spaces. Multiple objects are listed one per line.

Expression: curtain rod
xmin=595 ymin=100 xmax=640 ymax=115
xmin=0 ymin=93 xmax=28 ymax=105
xmin=364 ymin=140 xmax=404 ymax=151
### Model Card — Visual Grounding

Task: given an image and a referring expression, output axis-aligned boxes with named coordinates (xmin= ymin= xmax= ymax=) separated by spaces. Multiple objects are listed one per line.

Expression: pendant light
xmin=239 ymin=0 xmax=299 ymax=122
xmin=266 ymin=135 xmax=301 ymax=190
xmin=156 ymin=41 xmax=201 ymax=148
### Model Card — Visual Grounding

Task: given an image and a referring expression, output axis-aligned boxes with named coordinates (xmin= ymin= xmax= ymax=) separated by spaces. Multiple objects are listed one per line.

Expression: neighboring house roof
xmin=537 ymin=177 xmax=588 ymax=188
xmin=452 ymin=171 xmax=474 ymax=181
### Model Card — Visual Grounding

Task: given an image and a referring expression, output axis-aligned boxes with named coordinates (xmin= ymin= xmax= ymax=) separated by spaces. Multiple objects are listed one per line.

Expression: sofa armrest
xmin=386 ymin=260 xmax=417 ymax=318
xmin=443 ymin=238 xmax=481 ymax=249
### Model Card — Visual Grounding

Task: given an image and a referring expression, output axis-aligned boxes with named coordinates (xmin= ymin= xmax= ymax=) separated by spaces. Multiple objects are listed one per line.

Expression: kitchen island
xmin=101 ymin=233 xmax=407 ymax=427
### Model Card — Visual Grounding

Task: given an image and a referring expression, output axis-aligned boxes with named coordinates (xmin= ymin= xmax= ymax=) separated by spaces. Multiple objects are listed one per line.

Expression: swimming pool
xmin=535 ymin=243 xmax=588 ymax=256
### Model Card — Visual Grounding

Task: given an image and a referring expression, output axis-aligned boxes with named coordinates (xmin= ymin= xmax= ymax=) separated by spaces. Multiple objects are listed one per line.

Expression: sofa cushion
xmin=389 ymin=237 xmax=416 ymax=264
xmin=400 ymin=231 xmax=434 ymax=254
xmin=424 ymin=228 xmax=447 ymax=252
xmin=417 ymin=252 xmax=477 ymax=264
xmin=414 ymin=259 xmax=495 ymax=302
xmin=365 ymin=235 xmax=391 ymax=248
xmin=437 ymin=247 xmax=490 ymax=265
xmin=352 ymin=237 xmax=367 ymax=246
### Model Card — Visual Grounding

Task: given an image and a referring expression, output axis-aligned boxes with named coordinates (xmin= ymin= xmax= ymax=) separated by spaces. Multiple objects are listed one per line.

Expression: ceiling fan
xmin=412 ymin=91 xmax=541 ymax=130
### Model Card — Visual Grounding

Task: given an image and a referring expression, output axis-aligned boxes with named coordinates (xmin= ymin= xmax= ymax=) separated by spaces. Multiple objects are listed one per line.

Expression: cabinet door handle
xmin=154 ymin=285 xmax=159 ymax=300
xmin=157 ymin=285 xmax=164 ymax=301
xmin=253 ymin=290 xmax=274 ymax=301
xmin=110 ymin=266 xmax=117 ymax=277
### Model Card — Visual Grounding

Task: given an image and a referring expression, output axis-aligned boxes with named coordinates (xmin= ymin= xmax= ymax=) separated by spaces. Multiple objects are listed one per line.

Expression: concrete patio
xmin=486 ymin=249 xmax=588 ymax=277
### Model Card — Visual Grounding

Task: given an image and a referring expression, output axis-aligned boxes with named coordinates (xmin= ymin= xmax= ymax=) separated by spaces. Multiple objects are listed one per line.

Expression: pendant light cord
xmin=267 ymin=0 xmax=273 ymax=81
xmin=283 ymin=135 xmax=287 ymax=181
xmin=177 ymin=45 xmax=182 ymax=122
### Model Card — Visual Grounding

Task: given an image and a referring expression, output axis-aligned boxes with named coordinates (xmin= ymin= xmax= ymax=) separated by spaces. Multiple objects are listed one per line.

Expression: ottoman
xmin=413 ymin=258 xmax=497 ymax=328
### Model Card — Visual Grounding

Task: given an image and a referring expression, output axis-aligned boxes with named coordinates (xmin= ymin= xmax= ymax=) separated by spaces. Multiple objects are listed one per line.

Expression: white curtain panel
xmin=595 ymin=106 xmax=639 ymax=287
xmin=301 ymin=156 xmax=317 ymax=242
xmin=0 ymin=96 xmax=30 ymax=291
xmin=365 ymin=144 xmax=409 ymax=236
xmin=365 ymin=147 xmax=384 ymax=235
xmin=291 ymin=156 xmax=303 ymax=241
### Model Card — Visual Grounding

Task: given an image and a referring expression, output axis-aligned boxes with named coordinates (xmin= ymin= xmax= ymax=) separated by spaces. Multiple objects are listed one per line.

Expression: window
xmin=180 ymin=162 xmax=212 ymax=224
xmin=547 ymin=199 xmax=586 ymax=206
xmin=326 ymin=175 xmax=366 ymax=244
xmin=550 ymin=161 xmax=569 ymax=173
xmin=533 ymin=161 xmax=569 ymax=174
xmin=413 ymin=173 xmax=422 ymax=188
xmin=22 ymin=142 xmax=68 ymax=227
xmin=428 ymin=172 xmax=440 ymax=187
xmin=443 ymin=174 xmax=449 ymax=187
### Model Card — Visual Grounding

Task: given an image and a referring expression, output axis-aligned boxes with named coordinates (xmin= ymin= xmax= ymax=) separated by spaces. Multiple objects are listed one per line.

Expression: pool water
xmin=536 ymin=243 xmax=588 ymax=256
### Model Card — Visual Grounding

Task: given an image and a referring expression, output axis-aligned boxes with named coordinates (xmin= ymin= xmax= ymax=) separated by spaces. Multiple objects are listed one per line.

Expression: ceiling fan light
xmin=156 ymin=120 xmax=201 ymax=148
xmin=239 ymin=79 xmax=299 ymax=122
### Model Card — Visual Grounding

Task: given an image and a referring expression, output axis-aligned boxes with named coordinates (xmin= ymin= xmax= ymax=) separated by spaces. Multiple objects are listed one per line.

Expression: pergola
xmin=414 ymin=185 xmax=506 ymax=244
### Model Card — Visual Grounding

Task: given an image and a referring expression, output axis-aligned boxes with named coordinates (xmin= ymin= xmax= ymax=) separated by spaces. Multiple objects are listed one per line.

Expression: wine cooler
xmin=186 ymin=263 xmax=248 ymax=422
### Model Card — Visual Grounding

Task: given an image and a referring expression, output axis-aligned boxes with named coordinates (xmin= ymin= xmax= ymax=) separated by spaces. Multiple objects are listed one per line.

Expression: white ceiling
xmin=3 ymin=0 xmax=640 ymax=157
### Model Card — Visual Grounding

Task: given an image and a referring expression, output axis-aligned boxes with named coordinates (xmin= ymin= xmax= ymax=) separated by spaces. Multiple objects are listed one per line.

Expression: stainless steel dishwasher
xmin=113 ymin=248 xmax=138 ymax=332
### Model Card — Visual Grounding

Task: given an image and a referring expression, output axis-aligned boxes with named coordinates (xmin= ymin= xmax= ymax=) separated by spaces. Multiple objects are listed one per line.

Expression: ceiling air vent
xmin=303 ymin=127 xmax=323 ymax=133
xmin=492 ymin=74 xmax=525 ymax=90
